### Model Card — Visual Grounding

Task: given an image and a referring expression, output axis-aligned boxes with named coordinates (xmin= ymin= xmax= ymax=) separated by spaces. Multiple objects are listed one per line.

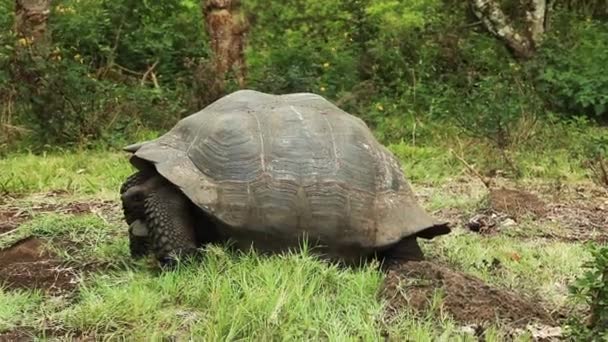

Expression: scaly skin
xmin=143 ymin=180 xmax=199 ymax=266
xmin=120 ymin=171 xmax=152 ymax=258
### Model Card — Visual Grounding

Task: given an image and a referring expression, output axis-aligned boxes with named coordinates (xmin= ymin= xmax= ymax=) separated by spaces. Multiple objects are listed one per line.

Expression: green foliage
xmin=244 ymin=0 xmax=360 ymax=96
xmin=10 ymin=51 xmax=182 ymax=149
xmin=52 ymin=0 xmax=208 ymax=80
xmin=0 ymin=0 xmax=209 ymax=150
xmin=566 ymin=244 xmax=608 ymax=340
xmin=537 ymin=14 xmax=608 ymax=118
xmin=365 ymin=0 xmax=440 ymax=32
xmin=450 ymin=73 xmax=543 ymax=149
xmin=0 ymin=0 xmax=607 ymax=168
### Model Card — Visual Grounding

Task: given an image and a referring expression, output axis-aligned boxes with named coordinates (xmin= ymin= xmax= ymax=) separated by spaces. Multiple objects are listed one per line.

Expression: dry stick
xmin=0 ymin=227 xmax=22 ymax=239
xmin=598 ymin=156 xmax=608 ymax=187
xmin=150 ymin=71 xmax=160 ymax=89
xmin=113 ymin=63 xmax=144 ymax=76
xmin=99 ymin=16 xmax=126 ymax=79
xmin=450 ymin=149 xmax=492 ymax=189
xmin=141 ymin=60 xmax=159 ymax=86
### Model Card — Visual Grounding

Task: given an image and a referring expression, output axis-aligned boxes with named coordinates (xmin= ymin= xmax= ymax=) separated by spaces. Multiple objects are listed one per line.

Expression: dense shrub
xmin=1 ymin=0 xmax=607 ymax=153
xmin=536 ymin=13 xmax=608 ymax=119
xmin=566 ymin=244 xmax=608 ymax=340
xmin=0 ymin=0 xmax=210 ymax=151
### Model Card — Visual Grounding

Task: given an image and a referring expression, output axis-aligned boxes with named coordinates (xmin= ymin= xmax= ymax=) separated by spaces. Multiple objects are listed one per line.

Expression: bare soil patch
xmin=0 ymin=237 xmax=79 ymax=295
xmin=430 ymin=178 xmax=608 ymax=241
xmin=543 ymin=186 xmax=608 ymax=242
xmin=381 ymin=261 xmax=555 ymax=328
xmin=0 ymin=329 xmax=34 ymax=341
xmin=489 ymin=187 xmax=547 ymax=219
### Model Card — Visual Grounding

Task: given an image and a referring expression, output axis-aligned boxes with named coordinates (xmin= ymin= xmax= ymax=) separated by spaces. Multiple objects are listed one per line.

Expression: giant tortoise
xmin=120 ymin=90 xmax=450 ymax=267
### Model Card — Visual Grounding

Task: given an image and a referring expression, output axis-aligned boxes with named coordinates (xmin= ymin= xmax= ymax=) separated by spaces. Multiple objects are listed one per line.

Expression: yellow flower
xmin=376 ymin=104 xmax=384 ymax=111
xmin=17 ymin=38 xmax=28 ymax=46
xmin=320 ymin=86 xmax=326 ymax=92
xmin=323 ymin=62 xmax=330 ymax=68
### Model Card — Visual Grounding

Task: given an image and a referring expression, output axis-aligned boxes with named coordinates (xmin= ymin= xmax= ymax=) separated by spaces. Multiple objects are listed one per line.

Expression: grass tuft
xmin=0 ymin=151 xmax=133 ymax=196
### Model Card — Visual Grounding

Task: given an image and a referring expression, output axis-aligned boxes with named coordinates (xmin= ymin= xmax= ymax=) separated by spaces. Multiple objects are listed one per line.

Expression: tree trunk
xmin=15 ymin=0 xmax=52 ymax=52
xmin=470 ymin=0 xmax=547 ymax=60
xmin=202 ymin=0 xmax=248 ymax=93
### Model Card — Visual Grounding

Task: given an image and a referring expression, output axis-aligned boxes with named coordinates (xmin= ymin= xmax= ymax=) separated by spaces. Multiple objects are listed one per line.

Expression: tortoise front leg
xmin=120 ymin=171 xmax=153 ymax=258
xmin=144 ymin=180 xmax=199 ymax=266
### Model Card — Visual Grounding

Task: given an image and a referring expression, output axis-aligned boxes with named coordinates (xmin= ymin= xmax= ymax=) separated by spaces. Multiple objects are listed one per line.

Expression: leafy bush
xmin=244 ymin=0 xmax=361 ymax=97
xmin=0 ymin=0 xmax=214 ymax=150
xmin=450 ymin=73 xmax=543 ymax=150
xmin=537 ymin=14 xmax=608 ymax=119
xmin=566 ymin=244 xmax=608 ymax=340
xmin=2 ymin=0 xmax=608 ymax=155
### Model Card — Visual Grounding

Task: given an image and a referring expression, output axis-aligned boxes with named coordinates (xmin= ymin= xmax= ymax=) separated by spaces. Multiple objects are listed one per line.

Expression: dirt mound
xmin=489 ymin=187 xmax=547 ymax=219
xmin=0 ymin=238 xmax=79 ymax=295
xmin=381 ymin=261 xmax=555 ymax=328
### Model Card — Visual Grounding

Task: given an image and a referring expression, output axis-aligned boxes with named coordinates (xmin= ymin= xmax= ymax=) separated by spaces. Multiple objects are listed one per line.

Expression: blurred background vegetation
xmin=0 ymin=0 xmax=606 ymax=184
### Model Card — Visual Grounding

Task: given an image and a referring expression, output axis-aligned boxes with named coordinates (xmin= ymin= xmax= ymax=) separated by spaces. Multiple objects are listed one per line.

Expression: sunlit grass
xmin=0 ymin=290 xmax=46 ymax=332
xmin=0 ymin=151 xmax=133 ymax=196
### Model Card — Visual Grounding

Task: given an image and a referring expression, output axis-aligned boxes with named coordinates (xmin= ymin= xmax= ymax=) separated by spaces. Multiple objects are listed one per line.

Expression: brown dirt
xmin=428 ymin=179 xmax=608 ymax=241
xmin=489 ymin=187 xmax=547 ymax=219
xmin=0 ymin=329 xmax=34 ymax=341
xmin=381 ymin=261 xmax=556 ymax=328
xmin=0 ymin=237 xmax=79 ymax=295
xmin=463 ymin=187 xmax=546 ymax=235
xmin=0 ymin=199 xmax=116 ymax=235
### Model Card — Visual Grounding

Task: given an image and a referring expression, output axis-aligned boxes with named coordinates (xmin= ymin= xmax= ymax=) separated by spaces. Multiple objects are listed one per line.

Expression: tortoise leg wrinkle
xmin=120 ymin=171 xmax=152 ymax=258
xmin=144 ymin=184 xmax=199 ymax=266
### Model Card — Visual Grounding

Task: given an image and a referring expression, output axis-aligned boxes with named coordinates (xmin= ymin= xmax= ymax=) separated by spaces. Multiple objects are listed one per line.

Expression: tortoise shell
xmin=126 ymin=90 xmax=448 ymax=256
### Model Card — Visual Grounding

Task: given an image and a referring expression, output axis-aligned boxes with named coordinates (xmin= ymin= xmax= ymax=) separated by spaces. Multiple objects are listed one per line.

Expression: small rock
xmin=458 ymin=324 xmax=481 ymax=336
xmin=502 ymin=218 xmax=517 ymax=227
xmin=526 ymin=324 xmax=562 ymax=341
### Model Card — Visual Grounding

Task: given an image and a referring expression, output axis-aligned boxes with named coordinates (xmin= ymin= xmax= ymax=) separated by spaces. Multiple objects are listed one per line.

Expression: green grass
xmin=388 ymin=140 xmax=592 ymax=186
xmin=0 ymin=151 xmax=133 ymax=196
xmin=0 ymin=146 xmax=597 ymax=340
xmin=57 ymin=248 xmax=388 ymax=340
xmin=0 ymin=290 xmax=46 ymax=332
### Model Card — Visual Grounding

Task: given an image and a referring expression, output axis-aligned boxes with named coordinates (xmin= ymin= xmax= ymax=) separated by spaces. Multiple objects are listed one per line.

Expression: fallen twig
xmin=0 ymin=227 xmax=21 ymax=239
xmin=141 ymin=60 xmax=159 ymax=86
xmin=450 ymin=149 xmax=492 ymax=189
